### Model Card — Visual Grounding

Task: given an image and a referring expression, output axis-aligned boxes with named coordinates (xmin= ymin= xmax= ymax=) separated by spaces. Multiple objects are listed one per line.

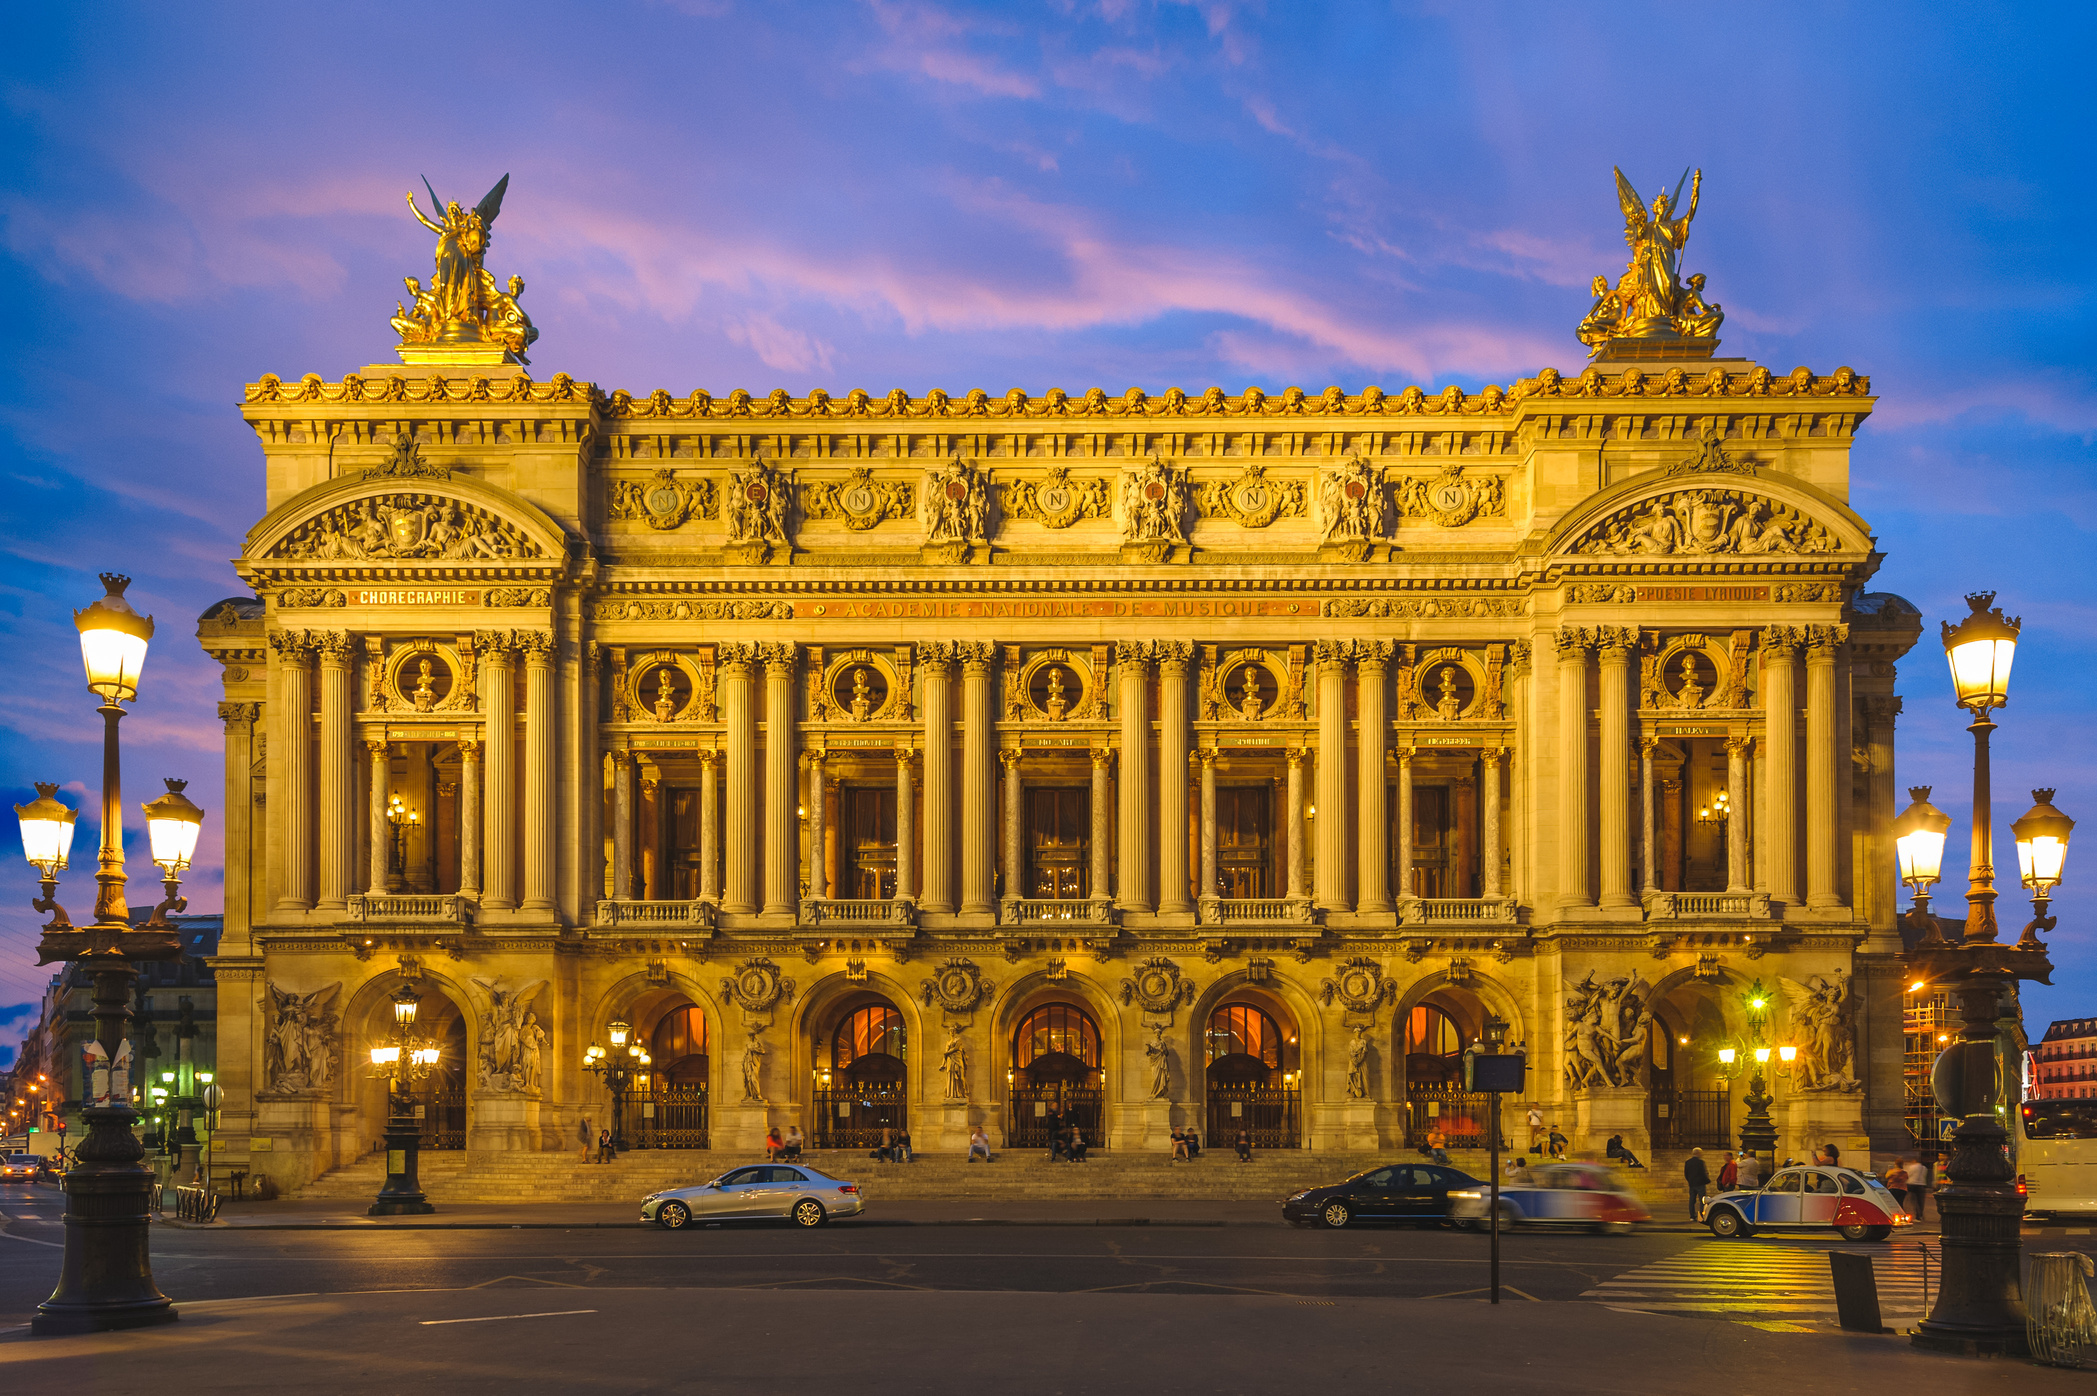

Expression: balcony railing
xmin=1002 ymin=897 xmax=1119 ymax=926
xmin=346 ymin=893 xmax=474 ymax=924
xmin=1644 ymin=891 xmax=1771 ymax=919
xmin=1197 ymin=897 xmax=1315 ymax=925
xmin=800 ymin=898 xmax=918 ymax=927
xmin=1404 ymin=898 xmax=1518 ymax=925
xmin=594 ymin=898 xmax=719 ymax=929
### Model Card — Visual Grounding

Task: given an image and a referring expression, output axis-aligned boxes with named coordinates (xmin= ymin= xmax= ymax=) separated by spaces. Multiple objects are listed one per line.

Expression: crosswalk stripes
xmin=1582 ymin=1240 xmax=1938 ymax=1329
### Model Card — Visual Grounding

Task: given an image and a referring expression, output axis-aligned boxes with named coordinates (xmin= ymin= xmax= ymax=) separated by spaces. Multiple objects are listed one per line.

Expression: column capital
xmin=1552 ymin=627 xmax=1593 ymax=662
xmin=1760 ymin=624 xmax=1805 ymax=659
xmin=1154 ymin=640 xmax=1194 ymax=674
xmin=758 ymin=641 xmax=797 ymax=677
xmin=1113 ymin=640 xmax=1151 ymax=671
xmin=998 ymin=747 xmax=1024 ymax=772
xmin=956 ymin=641 xmax=996 ymax=675
xmin=1639 ymin=735 xmax=1660 ymax=757
xmin=894 ymin=742 xmax=918 ymax=768
xmin=1355 ymin=640 xmax=1395 ymax=670
xmin=364 ymin=736 xmax=390 ymax=757
xmin=1090 ymin=745 xmax=1114 ymax=769
xmin=519 ymin=630 xmax=555 ymax=666
xmin=1725 ymin=734 xmax=1754 ymax=756
xmin=1859 ymin=693 xmax=1903 ymax=725
xmin=717 ymin=640 xmax=758 ymax=672
xmin=456 ymin=735 xmax=482 ymax=757
xmin=1595 ymin=625 xmax=1639 ymax=661
xmin=920 ymin=640 xmax=959 ymax=674
xmin=316 ymin=630 xmax=355 ymax=666
xmin=268 ymin=628 xmax=320 ymax=664
xmin=1285 ymin=746 xmax=1309 ymax=768
xmin=1507 ymin=638 xmax=1534 ymax=674
xmin=217 ymin=701 xmax=261 ymax=730
xmin=805 ymin=748 xmax=827 ymax=774
xmin=699 ymin=745 xmax=720 ymax=767
xmin=583 ymin=640 xmax=604 ymax=676
xmin=1483 ymin=745 xmax=1509 ymax=764
xmin=473 ymin=628 xmax=522 ymax=659
xmin=1312 ymin=639 xmax=1353 ymax=666
xmin=1804 ymin=622 xmax=1849 ymax=658
xmin=1196 ymin=747 xmax=1218 ymax=769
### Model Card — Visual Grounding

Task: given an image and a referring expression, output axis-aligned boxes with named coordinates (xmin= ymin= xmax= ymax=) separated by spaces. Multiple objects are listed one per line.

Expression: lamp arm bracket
xmin=33 ymin=882 xmax=74 ymax=930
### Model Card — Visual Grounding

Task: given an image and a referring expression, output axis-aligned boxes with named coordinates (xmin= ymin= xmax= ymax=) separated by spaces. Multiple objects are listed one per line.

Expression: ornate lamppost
xmin=1897 ymin=591 xmax=2069 ymax=1357
xmin=367 ymin=984 xmax=442 ymax=1215
xmin=584 ymin=1021 xmax=649 ymax=1153
xmin=12 ymin=574 xmax=205 ymax=1335
xmin=1711 ymin=981 xmax=1797 ymax=1169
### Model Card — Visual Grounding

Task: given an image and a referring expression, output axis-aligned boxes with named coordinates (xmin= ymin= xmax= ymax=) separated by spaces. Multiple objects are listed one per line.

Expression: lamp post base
xmin=368 ymin=1119 xmax=436 ymax=1216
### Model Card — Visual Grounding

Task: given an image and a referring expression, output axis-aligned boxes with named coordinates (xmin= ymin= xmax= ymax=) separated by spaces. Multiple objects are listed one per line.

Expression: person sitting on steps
xmin=1170 ymin=1127 xmax=1188 ymax=1162
xmin=1235 ymin=1129 xmax=1253 ymax=1164
xmin=1068 ymin=1127 xmax=1088 ymax=1163
xmin=968 ymin=1125 xmax=994 ymax=1163
xmin=1604 ymin=1133 xmax=1645 ymax=1169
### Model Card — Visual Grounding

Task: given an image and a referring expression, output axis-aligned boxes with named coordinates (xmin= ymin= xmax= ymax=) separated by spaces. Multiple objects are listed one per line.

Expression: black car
xmin=1282 ymin=1163 xmax=1482 ymax=1228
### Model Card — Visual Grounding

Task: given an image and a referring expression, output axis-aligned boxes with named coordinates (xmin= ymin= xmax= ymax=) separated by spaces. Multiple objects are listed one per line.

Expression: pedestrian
xmin=1424 ymin=1126 xmax=1450 ymax=1166
xmin=782 ymin=1125 xmax=803 ymax=1162
xmin=597 ymin=1128 xmax=614 ymax=1164
xmin=1044 ymin=1106 xmax=1064 ymax=1156
xmin=1882 ymin=1162 xmax=1907 ymax=1210
xmin=1527 ymin=1105 xmax=1545 ymax=1153
xmin=1605 ymin=1133 xmax=1645 ymax=1170
xmin=1904 ymin=1156 xmax=1931 ymax=1221
xmin=895 ymin=1128 xmax=914 ymax=1163
xmin=577 ymin=1116 xmax=593 ymax=1162
xmin=1068 ymin=1127 xmax=1088 ymax=1163
xmin=1823 ymin=1142 xmax=1841 ymax=1168
xmin=1171 ymin=1127 xmax=1189 ymax=1161
xmin=874 ymin=1127 xmax=893 ymax=1163
xmin=1683 ymin=1147 xmax=1709 ymax=1219
xmin=1054 ymin=1121 xmax=1073 ymax=1163
xmin=1736 ymin=1151 xmax=1761 ymax=1190
xmin=1235 ymin=1128 xmax=1253 ymax=1164
xmin=1547 ymin=1125 xmax=1568 ymax=1160
xmin=764 ymin=1126 xmax=782 ymax=1161
xmin=1716 ymin=1151 xmax=1738 ymax=1192
xmin=968 ymin=1125 xmax=994 ymax=1163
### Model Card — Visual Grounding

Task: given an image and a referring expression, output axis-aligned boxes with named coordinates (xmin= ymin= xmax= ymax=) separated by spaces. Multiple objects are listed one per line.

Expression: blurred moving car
xmin=1282 ymin=1162 xmax=1483 ymax=1228
xmin=1448 ymin=1162 xmax=1651 ymax=1234
xmin=0 ymin=1154 xmax=41 ymax=1183
xmin=641 ymin=1163 xmax=863 ymax=1229
xmin=1702 ymin=1164 xmax=1910 ymax=1241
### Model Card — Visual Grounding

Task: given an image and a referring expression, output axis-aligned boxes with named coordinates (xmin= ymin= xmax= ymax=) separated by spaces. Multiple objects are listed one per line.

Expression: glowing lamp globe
xmin=2013 ymin=789 xmax=2076 ymax=892
xmin=74 ymin=573 xmax=155 ymax=702
xmin=608 ymin=1020 xmax=631 ymax=1049
xmin=370 ymin=1045 xmax=400 ymax=1068
xmin=15 ymin=783 xmax=78 ymax=872
xmin=1753 ymin=1046 xmax=1771 ymax=1065
xmin=141 ymin=779 xmax=206 ymax=872
xmin=391 ymin=984 xmax=422 ymax=1027
xmin=1941 ymin=591 xmax=2019 ymax=712
xmin=1894 ymin=786 xmax=1953 ymax=890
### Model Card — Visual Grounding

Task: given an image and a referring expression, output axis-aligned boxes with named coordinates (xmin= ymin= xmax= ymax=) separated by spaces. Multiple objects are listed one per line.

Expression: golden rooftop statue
xmin=392 ymin=173 xmax=538 ymax=366
xmin=1577 ymin=166 xmax=1724 ymax=360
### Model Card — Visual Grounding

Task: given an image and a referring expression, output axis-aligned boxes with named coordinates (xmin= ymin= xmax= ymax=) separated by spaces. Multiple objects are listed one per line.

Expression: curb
xmin=154 ymin=1216 xmax=1729 ymax=1233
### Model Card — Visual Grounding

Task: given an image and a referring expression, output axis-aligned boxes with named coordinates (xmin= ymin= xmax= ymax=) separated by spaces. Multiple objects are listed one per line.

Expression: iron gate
xmin=1652 ymin=1089 xmax=1729 ymax=1149
xmin=1206 ymin=1086 xmax=1300 ymax=1149
xmin=417 ymin=1082 xmax=466 ymax=1150
xmin=634 ymin=1085 xmax=710 ymax=1149
xmin=811 ymin=1086 xmax=907 ymax=1151
xmin=1008 ymin=1087 xmax=1105 ymax=1150
xmin=1405 ymin=1087 xmax=1497 ymax=1149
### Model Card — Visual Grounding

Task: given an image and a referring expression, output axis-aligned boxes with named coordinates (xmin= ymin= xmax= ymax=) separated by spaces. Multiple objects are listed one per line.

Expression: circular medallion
xmin=946 ymin=479 xmax=968 ymax=501
xmin=1040 ymin=485 xmax=1071 ymax=512
xmin=745 ymin=482 xmax=769 ymax=504
xmin=841 ymin=485 xmax=875 ymax=514
xmin=1145 ymin=481 xmax=1166 ymax=501
xmin=1345 ymin=480 xmax=1366 ymax=500
xmin=646 ymin=485 xmax=683 ymax=516
xmin=1430 ymin=482 xmax=1467 ymax=512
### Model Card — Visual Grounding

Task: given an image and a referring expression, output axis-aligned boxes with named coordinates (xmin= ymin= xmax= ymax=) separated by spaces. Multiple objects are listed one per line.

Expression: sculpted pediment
xmin=1566 ymin=485 xmax=1852 ymax=558
xmin=267 ymin=490 xmax=543 ymax=562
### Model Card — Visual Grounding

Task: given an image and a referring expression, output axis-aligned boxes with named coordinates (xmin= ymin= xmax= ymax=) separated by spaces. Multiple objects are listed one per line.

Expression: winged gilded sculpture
xmin=1575 ymin=166 xmax=1724 ymax=355
xmin=393 ymin=173 xmax=538 ymax=360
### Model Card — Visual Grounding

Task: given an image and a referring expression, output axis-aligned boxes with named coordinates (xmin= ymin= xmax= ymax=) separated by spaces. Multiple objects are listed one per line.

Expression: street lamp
xmin=1711 ymin=981 xmax=1780 ymax=1167
xmin=585 ymin=1020 xmax=644 ymax=1152
xmin=1903 ymin=589 xmax=2062 ymax=1358
xmin=13 ymin=574 xmax=196 ymax=1336
xmin=367 ymin=983 xmax=441 ymax=1216
xmin=1895 ymin=786 xmax=1953 ymax=920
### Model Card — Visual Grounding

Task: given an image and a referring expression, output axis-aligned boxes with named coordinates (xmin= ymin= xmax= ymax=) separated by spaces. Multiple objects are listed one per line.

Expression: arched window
xmin=834 ymin=1004 xmax=907 ymax=1081
xmin=1402 ymin=1005 xmax=1463 ymax=1087
xmin=1206 ymin=1004 xmax=1286 ymax=1085
xmin=651 ymin=1005 xmax=709 ymax=1087
xmin=1014 ymin=1004 xmax=1101 ymax=1084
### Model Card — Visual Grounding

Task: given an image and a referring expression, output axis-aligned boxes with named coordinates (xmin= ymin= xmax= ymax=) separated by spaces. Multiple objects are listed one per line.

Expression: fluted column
xmin=365 ymin=738 xmax=391 ymax=896
xmin=762 ymin=643 xmax=798 ymax=916
xmin=887 ymin=746 xmax=915 ymax=901
xmin=920 ymin=646 xmax=955 ymax=913
xmin=1314 ymin=641 xmax=1350 ymax=912
xmin=1481 ymin=747 xmax=1504 ymax=900
xmin=1761 ymin=628 xmax=1801 ymax=906
xmin=217 ymin=702 xmax=259 ymax=939
xmin=1285 ymin=747 xmax=1307 ymax=901
xmin=610 ymin=747 xmax=633 ymax=901
xmin=1356 ymin=642 xmax=1393 ymax=914
xmin=699 ymin=749 xmax=720 ymax=901
xmin=1197 ymin=749 xmax=1218 ymax=904
xmin=1089 ymin=747 xmax=1112 ymax=902
xmin=1000 ymin=747 xmax=1024 ymax=907
xmin=1395 ymin=747 xmax=1414 ymax=906
xmin=481 ymin=635 xmax=518 ymax=910
xmin=1555 ymin=630 xmax=1593 ymax=909
xmin=1805 ymin=625 xmax=1845 ymax=908
xmin=1726 ymin=736 xmax=1751 ymax=894
xmin=316 ymin=633 xmax=354 ymax=909
xmin=1639 ymin=738 xmax=1657 ymax=896
xmin=1115 ymin=643 xmax=1151 ymax=913
xmin=720 ymin=644 xmax=758 ymax=913
xmin=521 ymin=634 xmax=557 ymax=912
xmin=457 ymin=737 xmax=481 ymax=900
xmin=804 ymin=751 xmax=826 ymax=900
xmin=961 ymin=644 xmax=997 ymax=915
xmin=269 ymin=632 xmax=317 ymax=912
xmin=1597 ymin=630 xmax=1635 ymax=910
xmin=1155 ymin=643 xmax=1193 ymax=914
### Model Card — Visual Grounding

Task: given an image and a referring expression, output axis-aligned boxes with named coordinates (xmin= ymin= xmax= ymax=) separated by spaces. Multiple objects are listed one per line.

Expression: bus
xmin=2018 ymin=1098 xmax=2097 ymax=1218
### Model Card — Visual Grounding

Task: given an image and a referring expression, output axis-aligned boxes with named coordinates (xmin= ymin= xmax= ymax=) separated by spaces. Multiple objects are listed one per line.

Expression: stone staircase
xmin=294 ymin=1143 xmax=1711 ymax=1210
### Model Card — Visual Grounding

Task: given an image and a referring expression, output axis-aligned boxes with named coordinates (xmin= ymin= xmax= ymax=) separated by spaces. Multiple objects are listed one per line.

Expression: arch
xmin=986 ymin=968 xmax=1126 ymax=1149
xmin=650 ymin=1004 xmax=710 ymax=1086
xmin=1389 ymin=971 xmax=1529 ymax=1151
xmin=1641 ymin=964 xmax=1751 ymax=1149
xmin=1542 ymin=468 xmax=1875 ymax=559
xmin=791 ymin=973 xmax=922 ymax=1149
xmin=1012 ymin=1003 xmax=1102 ymax=1082
xmin=243 ymin=468 xmax=572 ymax=571
xmin=337 ymin=969 xmax=473 ymax=1153
xmin=1189 ymin=976 xmax=1308 ymax=1149
xmin=586 ymin=971 xmax=729 ymax=1146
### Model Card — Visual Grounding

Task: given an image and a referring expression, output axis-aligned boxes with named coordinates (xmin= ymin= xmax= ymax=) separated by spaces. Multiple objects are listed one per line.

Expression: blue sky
xmin=2 ymin=1 xmax=2093 ymax=1065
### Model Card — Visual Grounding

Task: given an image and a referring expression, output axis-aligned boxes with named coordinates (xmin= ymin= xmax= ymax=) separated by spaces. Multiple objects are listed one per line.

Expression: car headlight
xmin=641 ymin=1193 xmax=662 ymax=1203
xmin=1449 ymin=1190 xmax=1482 ymax=1200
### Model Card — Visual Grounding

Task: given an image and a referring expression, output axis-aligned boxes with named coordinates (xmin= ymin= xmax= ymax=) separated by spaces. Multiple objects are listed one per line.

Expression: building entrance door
xmin=1216 ymin=786 xmax=1272 ymax=898
xmin=843 ymin=786 xmax=898 ymax=898
xmin=1027 ymin=788 xmax=1089 ymax=899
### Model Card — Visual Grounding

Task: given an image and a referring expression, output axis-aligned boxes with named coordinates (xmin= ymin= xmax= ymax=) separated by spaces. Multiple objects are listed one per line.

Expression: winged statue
xmin=393 ymin=173 xmax=538 ymax=359
xmin=1779 ymin=973 xmax=1860 ymax=1092
xmin=1575 ymin=166 xmax=1723 ymax=354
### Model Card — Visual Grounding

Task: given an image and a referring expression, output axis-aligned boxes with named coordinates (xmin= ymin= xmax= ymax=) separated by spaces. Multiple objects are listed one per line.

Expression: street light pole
xmin=368 ymin=984 xmax=440 ymax=1216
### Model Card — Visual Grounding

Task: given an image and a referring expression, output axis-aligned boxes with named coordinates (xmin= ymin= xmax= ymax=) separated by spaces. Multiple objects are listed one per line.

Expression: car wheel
xmin=1321 ymin=1201 xmax=1354 ymax=1229
xmin=1836 ymin=1222 xmax=1873 ymax=1242
xmin=658 ymin=1201 xmax=691 ymax=1230
xmin=1707 ymin=1208 xmax=1748 ymax=1239
xmin=791 ymin=1198 xmax=827 ymax=1228
xmin=1496 ymin=1203 xmax=1523 ymax=1231
xmin=1599 ymin=1221 xmax=1635 ymax=1236
xmin=1863 ymin=1225 xmax=1892 ymax=1242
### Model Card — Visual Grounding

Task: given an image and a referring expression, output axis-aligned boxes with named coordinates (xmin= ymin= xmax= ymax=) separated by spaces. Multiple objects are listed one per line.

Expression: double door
xmin=1028 ymin=788 xmax=1088 ymax=899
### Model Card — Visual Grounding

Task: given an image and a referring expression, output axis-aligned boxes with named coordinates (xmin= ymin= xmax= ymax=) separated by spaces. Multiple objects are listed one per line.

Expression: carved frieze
xmin=1002 ymin=464 xmax=1110 ymax=529
xmin=724 ymin=460 xmax=793 ymax=557
xmin=1119 ymin=459 xmax=1189 ymax=547
xmin=1575 ymin=488 xmax=1838 ymax=556
xmin=1322 ymin=596 xmax=1523 ymax=619
xmin=1318 ymin=457 xmax=1389 ymax=546
xmin=1399 ymin=462 xmax=1506 ymax=527
xmin=594 ymin=598 xmax=793 ymax=621
xmin=263 ymin=981 xmax=340 ymax=1094
xmin=801 ymin=465 xmax=912 ymax=531
xmin=920 ymin=459 xmax=990 ymax=545
xmin=270 ymin=492 xmax=540 ymax=561
xmin=611 ymin=469 xmax=717 ymax=530
xmin=277 ymin=587 xmax=348 ymax=608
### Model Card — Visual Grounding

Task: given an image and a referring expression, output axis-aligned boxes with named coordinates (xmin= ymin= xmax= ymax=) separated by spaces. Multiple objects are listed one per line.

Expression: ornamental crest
xmin=1319 ymin=957 xmax=1399 ymax=1013
xmin=362 ymin=437 xmax=450 ymax=483
xmin=921 ymin=459 xmax=991 ymax=545
xmin=725 ymin=461 xmax=793 ymax=551
xmin=1576 ymin=489 xmax=1837 ymax=556
xmin=801 ymin=466 xmax=912 ymax=531
xmin=270 ymin=493 xmax=537 ymax=561
xmin=1318 ymin=457 xmax=1388 ymax=545
xmin=1003 ymin=465 xmax=1109 ymax=529
xmin=1399 ymin=462 xmax=1505 ymax=528
xmin=920 ymin=958 xmax=995 ymax=1014
xmin=1119 ymin=957 xmax=1197 ymax=1013
xmin=1197 ymin=462 xmax=1304 ymax=528
xmin=612 ymin=469 xmax=716 ymax=530
xmin=719 ymin=957 xmax=796 ymax=1014
xmin=1119 ymin=459 xmax=1189 ymax=545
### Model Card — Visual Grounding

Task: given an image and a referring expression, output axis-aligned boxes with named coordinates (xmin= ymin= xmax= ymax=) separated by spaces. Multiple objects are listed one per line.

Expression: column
xmin=805 ymin=752 xmax=827 ymax=901
xmin=699 ymin=749 xmax=720 ymax=901
xmin=1726 ymin=736 xmax=1751 ymax=894
xmin=1197 ymin=749 xmax=1218 ymax=904
xmin=1356 ymin=642 xmax=1393 ymax=914
xmin=1481 ymin=747 xmax=1504 ymax=900
xmin=1285 ymin=747 xmax=1307 ymax=901
xmin=1395 ymin=747 xmax=1414 ymax=905
xmin=1555 ymin=630 xmax=1593 ymax=909
xmin=1662 ymin=775 xmax=1684 ymax=890
xmin=961 ymin=644 xmax=996 ymax=915
xmin=316 ymin=633 xmax=354 ymax=910
xmin=217 ymin=703 xmax=258 ymax=941
xmin=522 ymin=634 xmax=557 ymax=912
xmin=1761 ymin=627 xmax=1800 ymax=905
xmin=270 ymin=631 xmax=316 ymax=912
xmin=1089 ymin=747 xmax=1112 ymax=904
xmin=365 ymin=738 xmax=391 ymax=896
xmin=762 ymin=643 xmax=797 ymax=916
xmin=893 ymin=746 xmax=916 ymax=902
xmin=610 ymin=748 xmax=633 ymax=901
xmin=1639 ymin=738 xmax=1657 ymax=896
xmin=456 ymin=737 xmax=481 ymax=900
xmin=1001 ymin=748 xmax=1024 ymax=907
xmin=1597 ymin=630 xmax=1635 ymax=909
xmin=1805 ymin=626 xmax=1843 ymax=908
xmin=720 ymin=644 xmax=758 ymax=913
xmin=482 ymin=636 xmax=518 ymax=910
xmin=920 ymin=646 xmax=954 ymax=913
xmin=1115 ymin=643 xmax=1151 ymax=913
xmin=1154 ymin=643 xmax=1193 ymax=914
xmin=1313 ymin=641 xmax=1349 ymax=912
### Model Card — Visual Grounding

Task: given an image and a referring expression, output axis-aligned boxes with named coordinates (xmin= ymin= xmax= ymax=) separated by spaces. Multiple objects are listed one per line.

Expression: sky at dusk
xmin=2 ymin=2 xmax=2092 ymax=1066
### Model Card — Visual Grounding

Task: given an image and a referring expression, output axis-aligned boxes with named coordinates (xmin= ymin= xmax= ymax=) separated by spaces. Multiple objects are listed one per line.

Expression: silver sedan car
xmin=641 ymin=1163 xmax=864 ymax=1229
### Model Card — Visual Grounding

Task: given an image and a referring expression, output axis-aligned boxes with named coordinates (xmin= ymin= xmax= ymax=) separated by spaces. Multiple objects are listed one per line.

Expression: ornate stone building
xmin=199 ymin=184 xmax=1924 ymax=1189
